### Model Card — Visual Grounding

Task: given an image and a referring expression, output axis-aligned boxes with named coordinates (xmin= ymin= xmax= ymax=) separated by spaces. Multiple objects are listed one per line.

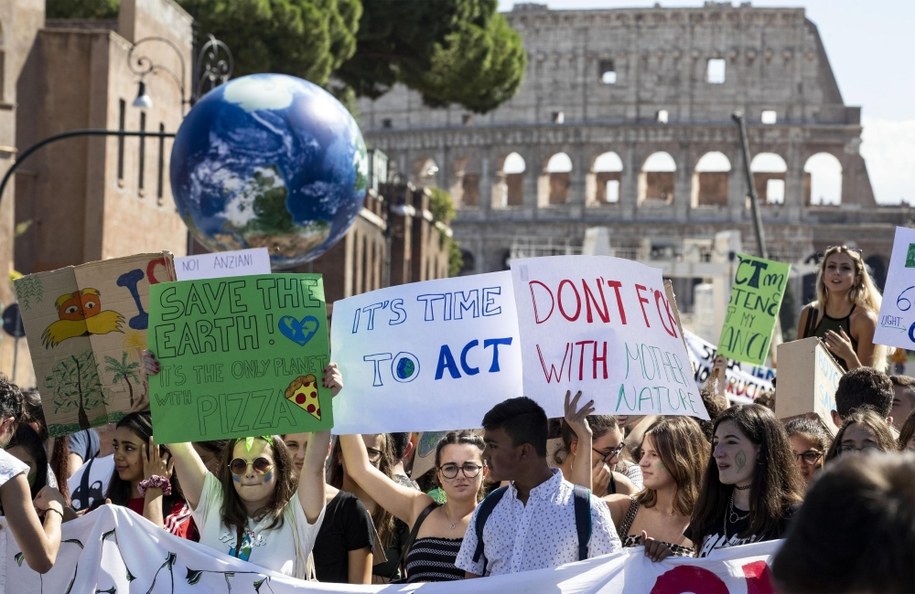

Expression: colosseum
xmin=355 ymin=1 xmax=911 ymax=337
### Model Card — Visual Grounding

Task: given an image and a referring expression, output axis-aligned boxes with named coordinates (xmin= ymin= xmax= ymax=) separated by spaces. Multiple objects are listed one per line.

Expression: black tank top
xmin=803 ymin=305 xmax=857 ymax=370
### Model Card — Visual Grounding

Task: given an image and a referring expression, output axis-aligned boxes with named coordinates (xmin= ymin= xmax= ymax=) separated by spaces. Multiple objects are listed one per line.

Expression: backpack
xmin=471 ymin=483 xmax=592 ymax=575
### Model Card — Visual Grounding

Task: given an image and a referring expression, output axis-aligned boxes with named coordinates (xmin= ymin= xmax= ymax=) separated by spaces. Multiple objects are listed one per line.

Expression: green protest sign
xmin=148 ymin=274 xmax=332 ymax=442
xmin=717 ymin=254 xmax=790 ymax=366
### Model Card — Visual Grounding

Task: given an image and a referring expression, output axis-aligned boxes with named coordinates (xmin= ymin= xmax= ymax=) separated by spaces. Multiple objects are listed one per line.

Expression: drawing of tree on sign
xmin=105 ymin=352 xmax=141 ymax=407
xmin=45 ymin=351 xmax=105 ymax=429
xmin=13 ymin=275 xmax=44 ymax=311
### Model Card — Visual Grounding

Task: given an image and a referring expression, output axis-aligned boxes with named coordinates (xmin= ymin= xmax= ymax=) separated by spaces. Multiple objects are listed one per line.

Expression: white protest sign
xmin=685 ymin=330 xmax=775 ymax=403
xmin=874 ymin=226 xmax=915 ymax=349
xmin=511 ymin=256 xmax=707 ymax=419
xmin=331 ymin=272 xmax=523 ymax=433
xmin=174 ymin=247 xmax=271 ymax=280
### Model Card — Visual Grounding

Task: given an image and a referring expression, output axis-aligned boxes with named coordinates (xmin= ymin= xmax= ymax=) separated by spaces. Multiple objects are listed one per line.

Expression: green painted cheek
xmin=735 ymin=451 xmax=747 ymax=471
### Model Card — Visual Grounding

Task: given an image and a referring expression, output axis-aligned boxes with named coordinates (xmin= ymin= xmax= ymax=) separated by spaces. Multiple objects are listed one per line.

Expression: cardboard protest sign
xmin=874 ymin=226 xmax=915 ymax=350
xmin=511 ymin=256 xmax=706 ymax=419
xmin=13 ymin=253 xmax=175 ymax=436
xmin=148 ymin=274 xmax=331 ymax=442
xmin=685 ymin=330 xmax=775 ymax=403
xmin=717 ymin=254 xmax=790 ymax=366
xmin=175 ymin=247 xmax=271 ymax=281
xmin=331 ymin=272 xmax=523 ymax=434
xmin=775 ymin=337 xmax=843 ymax=434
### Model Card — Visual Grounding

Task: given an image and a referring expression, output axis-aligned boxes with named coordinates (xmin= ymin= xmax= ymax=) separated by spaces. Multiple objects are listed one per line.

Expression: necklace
xmin=727 ymin=492 xmax=750 ymax=525
xmin=442 ymin=507 xmax=459 ymax=530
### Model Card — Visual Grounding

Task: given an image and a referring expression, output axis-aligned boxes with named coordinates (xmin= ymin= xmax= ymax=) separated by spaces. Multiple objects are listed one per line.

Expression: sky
xmin=497 ymin=0 xmax=915 ymax=205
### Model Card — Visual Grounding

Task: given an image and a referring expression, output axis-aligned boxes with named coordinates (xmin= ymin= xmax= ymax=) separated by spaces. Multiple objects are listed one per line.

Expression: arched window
xmin=639 ymin=151 xmax=676 ymax=204
xmin=451 ymin=156 xmax=480 ymax=208
xmin=804 ymin=153 xmax=842 ymax=205
xmin=589 ymin=151 xmax=623 ymax=205
xmin=692 ymin=151 xmax=731 ymax=207
xmin=541 ymin=152 xmax=572 ymax=205
xmin=495 ymin=152 xmax=526 ymax=208
xmin=751 ymin=153 xmax=788 ymax=205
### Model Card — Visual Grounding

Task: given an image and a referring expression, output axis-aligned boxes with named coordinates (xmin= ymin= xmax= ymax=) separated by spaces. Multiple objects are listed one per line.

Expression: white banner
xmin=874 ymin=226 xmax=915 ymax=349
xmin=175 ymin=247 xmax=272 ymax=281
xmin=685 ymin=330 xmax=776 ymax=403
xmin=3 ymin=505 xmax=781 ymax=594
xmin=511 ymin=256 xmax=706 ymax=420
xmin=331 ymin=272 xmax=523 ymax=434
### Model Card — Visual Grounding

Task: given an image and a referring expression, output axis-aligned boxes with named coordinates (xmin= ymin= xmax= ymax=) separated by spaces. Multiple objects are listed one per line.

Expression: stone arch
xmin=451 ymin=155 xmax=481 ymax=208
xmin=691 ymin=151 xmax=731 ymax=208
xmin=540 ymin=151 xmax=573 ymax=206
xmin=588 ymin=151 xmax=623 ymax=205
xmin=494 ymin=151 xmax=526 ymax=208
xmin=411 ymin=156 xmax=440 ymax=187
xmin=638 ymin=151 xmax=676 ymax=204
xmin=804 ymin=152 xmax=842 ymax=205
xmin=750 ymin=152 xmax=787 ymax=205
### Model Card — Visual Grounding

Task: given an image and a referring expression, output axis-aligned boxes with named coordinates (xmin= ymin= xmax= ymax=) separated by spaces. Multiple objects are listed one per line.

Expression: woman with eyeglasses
xmin=796 ymin=245 xmax=888 ymax=371
xmin=687 ymin=404 xmax=804 ymax=557
xmin=824 ymin=408 xmax=896 ymax=463
xmin=604 ymin=417 xmax=708 ymax=560
xmin=165 ymin=364 xmax=341 ymax=579
xmin=556 ymin=408 xmax=639 ymax=497
xmin=784 ymin=417 xmax=831 ymax=487
xmin=338 ymin=430 xmax=486 ymax=582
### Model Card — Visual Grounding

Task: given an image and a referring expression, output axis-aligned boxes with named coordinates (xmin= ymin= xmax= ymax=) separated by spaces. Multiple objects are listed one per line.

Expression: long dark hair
xmin=825 ymin=408 xmax=896 ymax=462
xmin=8 ymin=424 xmax=49 ymax=499
xmin=104 ymin=412 xmax=179 ymax=510
xmin=690 ymin=404 xmax=804 ymax=544
xmin=19 ymin=387 xmax=70 ymax=503
xmin=218 ymin=436 xmax=296 ymax=533
xmin=330 ymin=433 xmax=397 ymax=550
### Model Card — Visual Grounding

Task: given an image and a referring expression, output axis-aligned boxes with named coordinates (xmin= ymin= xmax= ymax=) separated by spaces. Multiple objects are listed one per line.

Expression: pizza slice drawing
xmin=285 ymin=374 xmax=321 ymax=421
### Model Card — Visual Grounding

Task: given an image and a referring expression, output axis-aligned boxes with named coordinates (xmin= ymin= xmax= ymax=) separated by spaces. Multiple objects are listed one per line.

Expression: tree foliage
xmin=47 ymin=0 xmax=119 ymax=19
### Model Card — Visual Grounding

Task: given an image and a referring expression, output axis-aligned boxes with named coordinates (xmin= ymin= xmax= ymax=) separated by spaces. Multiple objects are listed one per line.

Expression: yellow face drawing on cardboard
xmin=41 ymin=288 xmax=125 ymax=348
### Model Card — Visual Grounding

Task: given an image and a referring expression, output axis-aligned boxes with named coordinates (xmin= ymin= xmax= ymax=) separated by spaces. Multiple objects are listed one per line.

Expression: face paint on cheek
xmin=735 ymin=450 xmax=747 ymax=471
xmin=232 ymin=474 xmax=241 ymax=483
xmin=263 ymin=470 xmax=273 ymax=483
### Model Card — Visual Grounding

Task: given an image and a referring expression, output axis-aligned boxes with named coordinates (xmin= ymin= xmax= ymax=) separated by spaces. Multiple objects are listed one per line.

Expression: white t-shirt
xmin=0 ymin=449 xmax=29 ymax=514
xmin=191 ymin=473 xmax=325 ymax=579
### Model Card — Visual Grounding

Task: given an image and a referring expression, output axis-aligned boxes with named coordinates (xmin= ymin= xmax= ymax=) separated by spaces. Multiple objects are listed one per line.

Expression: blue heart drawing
xmin=277 ymin=315 xmax=319 ymax=346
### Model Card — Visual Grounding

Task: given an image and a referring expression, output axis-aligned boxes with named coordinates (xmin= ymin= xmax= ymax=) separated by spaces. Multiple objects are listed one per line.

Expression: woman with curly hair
xmin=784 ymin=417 xmax=832 ymax=487
xmin=687 ymin=404 xmax=804 ymax=557
xmin=605 ymin=416 xmax=709 ymax=560
xmin=796 ymin=245 xmax=888 ymax=371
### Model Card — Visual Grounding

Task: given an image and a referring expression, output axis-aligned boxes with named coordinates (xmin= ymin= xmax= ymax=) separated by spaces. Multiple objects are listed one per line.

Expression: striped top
xmin=404 ymin=536 xmax=465 ymax=582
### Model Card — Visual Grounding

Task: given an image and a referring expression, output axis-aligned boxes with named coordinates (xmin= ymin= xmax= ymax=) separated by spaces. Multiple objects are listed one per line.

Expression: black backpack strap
xmin=395 ymin=500 xmax=440 ymax=580
xmin=572 ymin=484 xmax=592 ymax=561
xmin=471 ymin=485 xmax=508 ymax=574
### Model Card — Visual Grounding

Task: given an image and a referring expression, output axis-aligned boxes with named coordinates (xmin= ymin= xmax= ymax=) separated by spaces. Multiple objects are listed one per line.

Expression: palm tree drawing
xmin=45 ymin=351 xmax=105 ymax=429
xmin=105 ymin=352 xmax=141 ymax=408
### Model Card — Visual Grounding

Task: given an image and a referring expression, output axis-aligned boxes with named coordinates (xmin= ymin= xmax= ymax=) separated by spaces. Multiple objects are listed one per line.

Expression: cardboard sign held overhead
xmin=148 ymin=274 xmax=332 ymax=442
xmin=775 ymin=337 xmax=843 ymax=434
xmin=13 ymin=253 xmax=176 ymax=436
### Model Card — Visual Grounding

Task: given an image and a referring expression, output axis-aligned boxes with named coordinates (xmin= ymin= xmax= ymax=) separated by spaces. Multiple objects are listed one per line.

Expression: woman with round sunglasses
xmin=605 ymin=416 xmax=708 ymax=561
xmin=784 ymin=417 xmax=831 ymax=487
xmin=166 ymin=364 xmax=341 ymax=579
xmin=797 ymin=245 xmax=888 ymax=371
xmin=338 ymin=429 xmax=486 ymax=582
xmin=687 ymin=404 xmax=804 ymax=557
xmin=824 ymin=408 xmax=896 ymax=463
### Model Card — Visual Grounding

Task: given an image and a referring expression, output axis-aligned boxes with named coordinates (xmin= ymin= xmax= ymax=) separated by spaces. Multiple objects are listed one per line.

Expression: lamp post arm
xmin=0 ymin=129 xmax=175 ymax=207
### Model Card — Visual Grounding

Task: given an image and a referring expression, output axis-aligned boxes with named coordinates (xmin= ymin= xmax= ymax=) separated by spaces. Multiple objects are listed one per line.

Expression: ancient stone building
xmin=356 ymin=2 xmax=912 ymax=336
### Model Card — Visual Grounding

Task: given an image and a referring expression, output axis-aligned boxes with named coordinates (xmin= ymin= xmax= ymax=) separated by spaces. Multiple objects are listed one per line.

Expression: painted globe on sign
xmin=170 ymin=73 xmax=368 ymax=268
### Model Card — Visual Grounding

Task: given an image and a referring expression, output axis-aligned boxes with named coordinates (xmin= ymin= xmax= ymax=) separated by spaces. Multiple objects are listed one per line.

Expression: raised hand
xmin=143 ymin=436 xmax=173 ymax=481
xmin=323 ymin=362 xmax=343 ymax=397
xmin=563 ymin=390 xmax=595 ymax=440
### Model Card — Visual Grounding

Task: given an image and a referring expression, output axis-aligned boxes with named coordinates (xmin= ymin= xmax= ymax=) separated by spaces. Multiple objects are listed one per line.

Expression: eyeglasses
xmin=438 ymin=462 xmax=484 ymax=479
xmin=592 ymin=443 xmax=625 ymax=463
xmin=793 ymin=450 xmax=823 ymax=465
xmin=229 ymin=457 xmax=274 ymax=475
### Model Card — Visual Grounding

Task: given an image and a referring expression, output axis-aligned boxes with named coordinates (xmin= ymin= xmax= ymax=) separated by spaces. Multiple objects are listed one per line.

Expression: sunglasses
xmin=228 ymin=457 xmax=274 ymax=476
xmin=824 ymin=245 xmax=863 ymax=257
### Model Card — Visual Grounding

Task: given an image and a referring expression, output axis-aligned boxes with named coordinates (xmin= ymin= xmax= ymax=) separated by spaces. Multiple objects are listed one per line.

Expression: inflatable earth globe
xmin=170 ymin=73 xmax=368 ymax=268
